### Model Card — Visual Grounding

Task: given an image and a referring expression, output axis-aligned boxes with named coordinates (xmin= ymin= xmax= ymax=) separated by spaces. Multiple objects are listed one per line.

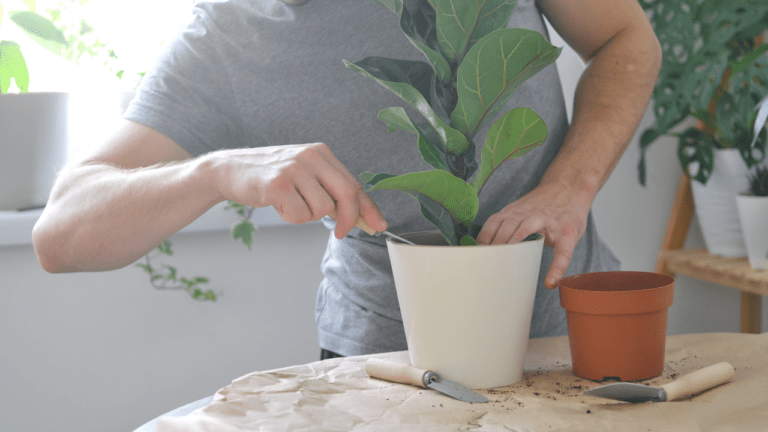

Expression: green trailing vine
xmin=136 ymin=200 xmax=258 ymax=302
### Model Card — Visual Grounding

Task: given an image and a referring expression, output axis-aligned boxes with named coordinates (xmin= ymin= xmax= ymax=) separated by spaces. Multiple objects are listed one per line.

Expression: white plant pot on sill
xmin=0 ymin=92 xmax=68 ymax=211
xmin=387 ymin=230 xmax=545 ymax=389
xmin=736 ymin=194 xmax=768 ymax=269
xmin=690 ymin=148 xmax=749 ymax=257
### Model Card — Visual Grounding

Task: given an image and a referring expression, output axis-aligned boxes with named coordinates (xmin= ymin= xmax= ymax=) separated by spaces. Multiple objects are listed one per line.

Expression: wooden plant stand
xmin=656 ymin=174 xmax=767 ymax=334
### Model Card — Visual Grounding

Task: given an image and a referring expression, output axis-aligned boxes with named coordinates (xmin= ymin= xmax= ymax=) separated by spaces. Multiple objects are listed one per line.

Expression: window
xmin=3 ymin=0 xmax=195 ymax=92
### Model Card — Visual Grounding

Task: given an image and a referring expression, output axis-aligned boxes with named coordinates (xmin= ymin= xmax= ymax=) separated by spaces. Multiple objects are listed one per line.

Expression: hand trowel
xmin=328 ymin=210 xmax=415 ymax=245
xmin=365 ymin=358 xmax=489 ymax=403
xmin=584 ymin=362 xmax=735 ymax=403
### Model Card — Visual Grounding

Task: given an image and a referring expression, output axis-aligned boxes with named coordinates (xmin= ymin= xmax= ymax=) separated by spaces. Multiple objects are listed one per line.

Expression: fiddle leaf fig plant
xmin=345 ymin=0 xmax=560 ymax=245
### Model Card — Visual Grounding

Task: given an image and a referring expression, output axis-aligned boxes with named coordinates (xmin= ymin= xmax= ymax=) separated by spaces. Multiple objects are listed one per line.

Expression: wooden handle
xmin=660 ymin=362 xmax=735 ymax=401
xmin=365 ymin=358 xmax=428 ymax=388
xmin=328 ymin=210 xmax=377 ymax=235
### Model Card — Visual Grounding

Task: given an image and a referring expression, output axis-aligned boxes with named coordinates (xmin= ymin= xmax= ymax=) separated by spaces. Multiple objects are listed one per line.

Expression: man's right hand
xmin=210 ymin=142 xmax=387 ymax=241
xmin=33 ymin=120 xmax=386 ymax=273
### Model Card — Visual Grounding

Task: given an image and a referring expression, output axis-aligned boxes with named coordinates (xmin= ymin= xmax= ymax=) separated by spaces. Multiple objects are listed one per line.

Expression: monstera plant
xmin=344 ymin=0 xmax=561 ymax=245
xmin=637 ymin=0 xmax=768 ymax=185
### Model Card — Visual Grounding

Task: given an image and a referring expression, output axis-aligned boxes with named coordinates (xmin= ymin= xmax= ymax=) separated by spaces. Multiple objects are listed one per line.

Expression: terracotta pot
xmin=558 ymin=271 xmax=675 ymax=381
xmin=387 ymin=230 xmax=545 ymax=389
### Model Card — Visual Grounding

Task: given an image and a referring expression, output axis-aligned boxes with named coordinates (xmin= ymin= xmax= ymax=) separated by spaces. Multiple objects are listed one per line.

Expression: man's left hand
xmin=475 ymin=181 xmax=592 ymax=289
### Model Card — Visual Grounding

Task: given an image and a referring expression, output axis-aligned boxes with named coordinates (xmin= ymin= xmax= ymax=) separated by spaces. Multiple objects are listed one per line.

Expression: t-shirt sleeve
xmin=123 ymin=7 xmax=245 ymax=157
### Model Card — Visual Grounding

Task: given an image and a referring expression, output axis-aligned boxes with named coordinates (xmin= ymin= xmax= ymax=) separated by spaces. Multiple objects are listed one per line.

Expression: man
xmin=32 ymin=0 xmax=661 ymax=358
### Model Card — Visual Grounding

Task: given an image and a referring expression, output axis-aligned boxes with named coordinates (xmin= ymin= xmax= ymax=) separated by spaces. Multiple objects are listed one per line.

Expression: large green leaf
xmin=400 ymin=0 xmax=452 ymax=83
xmin=361 ymin=171 xmax=459 ymax=244
xmin=370 ymin=0 xmax=451 ymax=83
xmin=345 ymin=57 xmax=469 ymax=154
xmin=435 ymin=0 xmax=517 ymax=63
xmin=369 ymin=0 xmax=403 ymax=15
xmin=451 ymin=28 xmax=560 ymax=139
xmin=378 ymin=107 xmax=420 ymax=134
xmin=367 ymin=170 xmax=479 ymax=225
xmin=9 ymin=11 xmax=66 ymax=57
xmin=377 ymin=107 xmax=451 ymax=171
xmin=0 ymin=41 xmax=30 ymax=93
xmin=410 ymin=192 xmax=458 ymax=245
xmin=470 ymin=107 xmax=548 ymax=194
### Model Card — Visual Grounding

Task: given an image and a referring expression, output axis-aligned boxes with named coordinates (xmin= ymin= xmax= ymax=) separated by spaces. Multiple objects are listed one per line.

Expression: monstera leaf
xmin=677 ymin=128 xmax=716 ymax=184
xmin=451 ymin=28 xmax=561 ymax=139
xmin=471 ymin=107 xmax=548 ymax=195
xmin=435 ymin=0 xmax=517 ymax=63
xmin=636 ymin=0 xmax=768 ymax=185
xmin=362 ymin=170 xmax=479 ymax=226
xmin=345 ymin=57 xmax=469 ymax=154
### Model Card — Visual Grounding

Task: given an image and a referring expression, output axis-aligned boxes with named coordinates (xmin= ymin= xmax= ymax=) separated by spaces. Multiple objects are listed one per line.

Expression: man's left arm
xmin=475 ymin=0 xmax=662 ymax=288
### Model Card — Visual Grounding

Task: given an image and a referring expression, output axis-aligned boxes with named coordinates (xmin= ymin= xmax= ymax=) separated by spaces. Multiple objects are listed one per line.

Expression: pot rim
xmin=385 ymin=230 xmax=544 ymax=248
xmin=558 ymin=271 xmax=675 ymax=315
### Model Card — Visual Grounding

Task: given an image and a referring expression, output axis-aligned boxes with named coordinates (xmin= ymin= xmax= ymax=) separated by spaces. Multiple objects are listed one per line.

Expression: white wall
xmin=0 ymin=223 xmax=329 ymax=432
xmin=0 ymin=18 xmax=766 ymax=432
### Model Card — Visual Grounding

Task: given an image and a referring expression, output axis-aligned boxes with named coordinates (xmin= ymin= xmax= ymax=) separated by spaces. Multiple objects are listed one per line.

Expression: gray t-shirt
xmin=124 ymin=0 xmax=620 ymax=356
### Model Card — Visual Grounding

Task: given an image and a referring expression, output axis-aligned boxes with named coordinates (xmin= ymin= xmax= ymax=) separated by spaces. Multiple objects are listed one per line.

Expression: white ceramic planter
xmin=387 ymin=230 xmax=545 ymax=389
xmin=690 ymin=149 xmax=749 ymax=257
xmin=736 ymin=194 xmax=768 ymax=269
xmin=0 ymin=92 xmax=68 ymax=211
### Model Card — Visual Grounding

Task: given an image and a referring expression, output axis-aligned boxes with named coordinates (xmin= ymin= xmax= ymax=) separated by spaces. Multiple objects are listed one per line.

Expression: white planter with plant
xmin=736 ymin=165 xmax=768 ymax=269
xmin=689 ymin=148 xmax=750 ymax=256
xmin=1 ymin=1 xmax=71 ymax=210
xmin=637 ymin=1 xmax=768 ymax=256
xmin=0 ymin=0 xmax=129 ymax=211
xmin=343 ymin=0 xmax=559 ymax=388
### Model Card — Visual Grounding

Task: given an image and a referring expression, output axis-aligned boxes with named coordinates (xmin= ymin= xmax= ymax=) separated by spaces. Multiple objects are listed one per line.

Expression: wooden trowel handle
xmin=365 ymin=358 xmax=428 ymax=388
xmin=328 ymin=210 xmax=377 ymax=236
xmin=660 ymin=362 xmax=735 ymax=401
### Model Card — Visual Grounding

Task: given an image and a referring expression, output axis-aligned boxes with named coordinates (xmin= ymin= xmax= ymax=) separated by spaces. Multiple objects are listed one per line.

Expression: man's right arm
xmin=32 ymin=119 xmax=387 ymax=273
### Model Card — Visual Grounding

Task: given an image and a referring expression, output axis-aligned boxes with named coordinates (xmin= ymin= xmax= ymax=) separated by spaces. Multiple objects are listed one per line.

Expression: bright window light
xmin=2 ymin=0 xmax=195 ymax=92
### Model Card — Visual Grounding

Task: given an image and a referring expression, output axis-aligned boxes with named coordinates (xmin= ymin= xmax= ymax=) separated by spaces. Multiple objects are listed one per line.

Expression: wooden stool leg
xmin=741 ymin=292 xmax=763 ymax=334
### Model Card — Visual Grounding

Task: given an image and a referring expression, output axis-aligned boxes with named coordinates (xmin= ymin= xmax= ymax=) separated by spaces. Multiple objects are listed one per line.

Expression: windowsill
xmin=0 ymin=202 xmax=299 ymax=248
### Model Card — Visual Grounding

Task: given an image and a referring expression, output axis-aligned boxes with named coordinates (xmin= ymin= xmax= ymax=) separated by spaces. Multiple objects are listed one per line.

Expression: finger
xmin=488 ymin=216 xmax=527 ymax=245
xmin=296 ymin=146 xmax=361 ymax=237
xmin=294 ymin=173 xmax=337 ymax=222
xmin=274 ymin=185 xmax=314 ymax=224
xmin=312 ymin=143 xmax=361 ymax=186
xmin=476 ymin=217 xmax=503 ymax=245
xmin=311 ymin=145 xmax=387 ymax=235
xmin=508 ymin=215 xmax=547 ymax=244
xmin=545 ymin=235 xmax=577 ymax=289
xmin=357 ymin=190 xmax=388 ymax=232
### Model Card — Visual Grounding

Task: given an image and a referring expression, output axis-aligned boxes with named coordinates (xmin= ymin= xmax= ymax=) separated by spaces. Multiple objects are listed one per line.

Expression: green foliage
xmin=232 ymin=220 xmax=257 ymax=250
xmin=137 ymin=201 xmax=257 ymax=302
xmin=346 ymin=0 xmax=558 ymax=245
xmin=637 ymin=0 xmax=768 ymax=185
xmin=44 ymin=0 xmax=127 ymax=81
xmin=0 ymin=1 xmax=66 ymax=93
xmin=137 ymin=241 xmax=218 ymax=302
xmin=747 ymin=165 xmax=768 ymax=197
